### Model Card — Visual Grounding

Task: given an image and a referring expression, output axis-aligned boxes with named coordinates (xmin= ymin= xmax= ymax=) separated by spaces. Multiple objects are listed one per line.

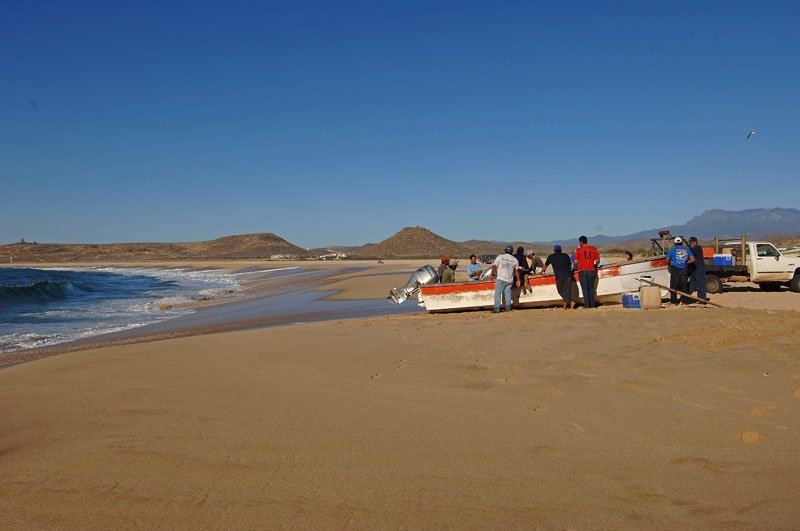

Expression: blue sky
xmin=2 ymin=0 xmax=798 ymax=247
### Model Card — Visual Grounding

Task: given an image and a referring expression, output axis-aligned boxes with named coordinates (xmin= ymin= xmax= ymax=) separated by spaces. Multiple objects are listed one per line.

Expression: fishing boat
xmin=389 ymin=258 xmax=670 ymax=312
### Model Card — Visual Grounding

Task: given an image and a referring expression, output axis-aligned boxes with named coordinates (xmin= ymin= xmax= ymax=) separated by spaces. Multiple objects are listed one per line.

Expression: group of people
xmin=665 ymin=236 xmax=707 ymax=305
xmin=482 ymin=236 xmax=603 ymax=313
xmin=436 ymin=234 xmax=710 ymax=312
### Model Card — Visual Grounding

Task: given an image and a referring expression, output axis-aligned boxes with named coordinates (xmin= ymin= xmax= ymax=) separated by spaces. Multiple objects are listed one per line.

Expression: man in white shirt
xmin=491 ymin=245 xmax=521 ymax=313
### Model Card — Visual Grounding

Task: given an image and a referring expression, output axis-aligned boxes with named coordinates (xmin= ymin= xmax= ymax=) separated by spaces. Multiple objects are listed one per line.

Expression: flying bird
xmin=746 ymin=131 xmax=759 ymax=139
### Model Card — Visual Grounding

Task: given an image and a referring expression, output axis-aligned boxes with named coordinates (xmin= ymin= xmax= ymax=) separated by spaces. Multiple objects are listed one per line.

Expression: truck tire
xmin=791 ymin=274 xmax=800 ymax=293
xmin=706 ymin=274 xmax=723 ymax=294
xmin=759 ymin=282 xmax=782 ymax=292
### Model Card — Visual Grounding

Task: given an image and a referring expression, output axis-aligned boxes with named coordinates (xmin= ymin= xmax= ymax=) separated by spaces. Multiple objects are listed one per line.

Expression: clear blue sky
xmin=2 ymin=0 xmax=798 ymax=247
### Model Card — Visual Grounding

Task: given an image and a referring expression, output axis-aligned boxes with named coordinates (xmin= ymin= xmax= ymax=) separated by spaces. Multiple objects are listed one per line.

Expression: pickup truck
xmin=701 ymin=237 xmax=800 ymax=294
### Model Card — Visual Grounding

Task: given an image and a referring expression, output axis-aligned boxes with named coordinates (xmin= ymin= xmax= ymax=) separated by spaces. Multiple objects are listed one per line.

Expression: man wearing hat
xmin=666 ymin=237 xmax=696 ymax=304
xmin=527 ymin=250 xmax=544 ymax=275
xmin=437 ymin=256 xmax=449 ymax=283
xmin=441 ymin=259 xmax=458 ymax=283
xmin=687 ymin=237 xmax=707 ymax=302
xmin=545 ymin=245 xmax=575 ymax=309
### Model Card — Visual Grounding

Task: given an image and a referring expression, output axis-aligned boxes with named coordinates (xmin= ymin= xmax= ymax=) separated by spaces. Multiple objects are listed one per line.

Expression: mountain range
xmin=558 ymin=208 xmax=800 ymax=246
xmin=3 ymin=208 xmax=798 ymax=262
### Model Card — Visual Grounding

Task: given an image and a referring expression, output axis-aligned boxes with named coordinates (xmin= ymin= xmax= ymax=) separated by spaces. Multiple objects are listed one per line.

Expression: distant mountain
xmin=357 ymin=227 xmax=468 ymax=258
xmin=0 ymin=233 xmax=309 ymax=262
xmin=543 ymin=208 xmax=800 ymax=246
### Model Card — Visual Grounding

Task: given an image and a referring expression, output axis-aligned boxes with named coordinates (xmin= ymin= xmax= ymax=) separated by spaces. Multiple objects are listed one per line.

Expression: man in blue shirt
xmin=666 ymin=236 xmax=696 ymax=304
xmin=466 ymin=254 xmax=483 ymax=281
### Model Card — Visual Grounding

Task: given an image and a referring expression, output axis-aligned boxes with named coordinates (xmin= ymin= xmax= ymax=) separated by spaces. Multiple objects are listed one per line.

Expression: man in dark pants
xmin=687 ymin=236 xmax=708 ymax=302
xmin=544 ymin=244 xmax=575 ymax=309
xmin=574 ymin=235 xmax=600 ymax=308
xmin=666 ymin=236 xmax=695 ymax=304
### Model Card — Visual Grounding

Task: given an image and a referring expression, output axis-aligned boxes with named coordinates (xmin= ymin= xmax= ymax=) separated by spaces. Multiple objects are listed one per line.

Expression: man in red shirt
xmin=574 ymin=235 xmax=601 ymax=308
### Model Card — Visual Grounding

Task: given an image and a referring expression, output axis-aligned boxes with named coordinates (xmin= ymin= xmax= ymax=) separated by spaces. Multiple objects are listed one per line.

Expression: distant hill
xmin=357 ymin=227 xmax=468 ymax=259
xmin=1 ymin=233 xmax=308 ymax=262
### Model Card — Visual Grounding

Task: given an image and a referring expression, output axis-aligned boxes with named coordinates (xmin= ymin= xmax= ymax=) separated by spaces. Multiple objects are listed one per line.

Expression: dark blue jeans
xmin=690 ymin=269 xmax=707 ymax=301
xmin=578 ymin=270 xmax=597 ymax=308
xmin=669 ymin=266 xmax=689 ymax=304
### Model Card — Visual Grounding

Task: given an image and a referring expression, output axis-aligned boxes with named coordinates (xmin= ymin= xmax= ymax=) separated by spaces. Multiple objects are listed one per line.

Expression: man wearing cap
xmin=687 ymin=237 xmax=707 ymax=302
xmin=491 ymin=245 xmax=521 ymax=313
xmin=527 ymin=250 xmax=544 ymax=275
xmin=441 ymin=260 xmax=458 ymax=283
xmin=545 ymin=245 xmax=575 ymax=309
xmin=666 ymin=237 xmax=696 ymax=304
xmin=437 ymin=256 xmax=449 ymax=283
xmin=574 ymin=236 xmax=601 ymax=308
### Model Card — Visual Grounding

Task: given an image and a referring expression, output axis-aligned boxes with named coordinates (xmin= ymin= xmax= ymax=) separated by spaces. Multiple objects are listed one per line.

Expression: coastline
xmin=0 ymin=260 xmax=425 ymax=368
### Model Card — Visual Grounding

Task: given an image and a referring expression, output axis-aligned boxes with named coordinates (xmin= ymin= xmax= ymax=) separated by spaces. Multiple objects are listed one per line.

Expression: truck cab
xmin=749 ymin=242 xmax=797 ymax=282
xmin=705 ymin=238 xmax=800 ymax=293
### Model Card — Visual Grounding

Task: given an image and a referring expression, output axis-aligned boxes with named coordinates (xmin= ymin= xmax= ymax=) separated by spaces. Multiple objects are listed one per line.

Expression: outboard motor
xmin=389 ymin=265 xmax=439 ymax=304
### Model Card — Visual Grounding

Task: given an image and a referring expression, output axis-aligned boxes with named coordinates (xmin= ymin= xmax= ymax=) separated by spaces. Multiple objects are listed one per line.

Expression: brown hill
xmin=1 ymin=233 xmax=308 ymax=262
xmin=357 ymin=227 xmax=468 ymax=259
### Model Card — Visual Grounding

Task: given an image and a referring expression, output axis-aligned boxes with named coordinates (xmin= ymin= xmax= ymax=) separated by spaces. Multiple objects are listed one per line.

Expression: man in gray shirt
xmin=491 ymin=245 xmax=521 ymax=313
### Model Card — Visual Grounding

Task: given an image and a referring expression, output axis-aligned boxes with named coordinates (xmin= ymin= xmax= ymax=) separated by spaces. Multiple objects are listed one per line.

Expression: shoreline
xmin=3 ymin=260 xmax=799 ymax=369
xmin=0 ymin=260 xmax=425 ymax=368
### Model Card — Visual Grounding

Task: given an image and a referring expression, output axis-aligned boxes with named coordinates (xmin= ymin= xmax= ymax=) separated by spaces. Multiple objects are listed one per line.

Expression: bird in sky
xmin=746 ymin=131 xmax=759 ymax=139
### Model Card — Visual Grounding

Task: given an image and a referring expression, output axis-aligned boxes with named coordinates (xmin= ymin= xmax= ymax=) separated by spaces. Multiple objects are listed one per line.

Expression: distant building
xmin=318 ymin=252 xmax=347 ymax=260
xmin=270 ymin=254 xmax=300 ymax=260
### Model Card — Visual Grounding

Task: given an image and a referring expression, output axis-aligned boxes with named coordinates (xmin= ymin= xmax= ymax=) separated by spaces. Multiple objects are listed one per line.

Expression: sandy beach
xmin=2 ymin=262 xmax=800 ymax=528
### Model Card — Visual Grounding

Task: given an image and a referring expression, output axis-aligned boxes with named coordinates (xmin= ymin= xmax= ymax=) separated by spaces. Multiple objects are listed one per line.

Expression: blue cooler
xmin=713 ymin=254 xmax=733 ymax=266
xmin=622 ymin=293 xmax=641 ymax=309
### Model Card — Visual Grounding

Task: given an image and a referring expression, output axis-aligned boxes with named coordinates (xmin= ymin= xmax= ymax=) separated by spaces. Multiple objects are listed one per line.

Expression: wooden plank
xmin=636 ymin=278 xmax=724 ymax=308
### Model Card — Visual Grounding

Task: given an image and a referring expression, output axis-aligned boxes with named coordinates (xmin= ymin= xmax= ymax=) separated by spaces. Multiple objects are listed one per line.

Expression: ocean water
xmin=0 ymin=267 xmax=242 ymax=353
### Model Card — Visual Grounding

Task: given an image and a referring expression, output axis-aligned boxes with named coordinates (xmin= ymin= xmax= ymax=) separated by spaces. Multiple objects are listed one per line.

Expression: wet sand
xmin=2 ymin=262 xmax=800 ymax=527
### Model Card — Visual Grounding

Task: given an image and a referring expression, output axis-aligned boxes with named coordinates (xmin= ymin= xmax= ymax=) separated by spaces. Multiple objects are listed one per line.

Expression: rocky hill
xmin=357 ymin=227 xmax=468 ymax=259
xmin=1 ymin=233 xmax=308 ymax=262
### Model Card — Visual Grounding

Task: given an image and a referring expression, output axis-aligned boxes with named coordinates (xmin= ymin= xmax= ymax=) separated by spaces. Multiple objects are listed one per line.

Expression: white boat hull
xmin=418 ymin=258 xmax=671 ymax=312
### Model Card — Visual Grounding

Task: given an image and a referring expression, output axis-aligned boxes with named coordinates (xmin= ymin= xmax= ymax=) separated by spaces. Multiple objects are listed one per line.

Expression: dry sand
xmin=2 ymin=263 xmax=800 ymax=528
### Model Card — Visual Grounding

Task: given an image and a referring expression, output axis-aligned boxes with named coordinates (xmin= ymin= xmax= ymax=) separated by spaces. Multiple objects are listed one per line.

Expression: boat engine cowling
xmin=389 ymin=265 xmax=439 ymax=304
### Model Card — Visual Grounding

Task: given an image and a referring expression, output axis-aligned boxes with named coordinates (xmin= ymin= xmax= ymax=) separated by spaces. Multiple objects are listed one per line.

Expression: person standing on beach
xmin=545 ymin=244 xmax=575 ymax=309
xmin=666 ymin=236 xmax=695 ymax=305
xmin=466 ymin=254 xmax=483 ymax=281
xmin=573 ymin=236 xmax=601 ymax=308
xmin=491 ymin=246 xmax=521 ymax=313
xmin=687 ymin=237 xmax=707 ymax=302
xmin=437 ymin=256 xmax=449 ymax=282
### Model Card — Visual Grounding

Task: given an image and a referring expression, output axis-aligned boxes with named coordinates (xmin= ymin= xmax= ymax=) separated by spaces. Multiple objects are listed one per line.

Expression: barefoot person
xmin=545 ymin=245 xmax=575 ymax=309
xmin=574 ymin=236 xmax=601 ymax=308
